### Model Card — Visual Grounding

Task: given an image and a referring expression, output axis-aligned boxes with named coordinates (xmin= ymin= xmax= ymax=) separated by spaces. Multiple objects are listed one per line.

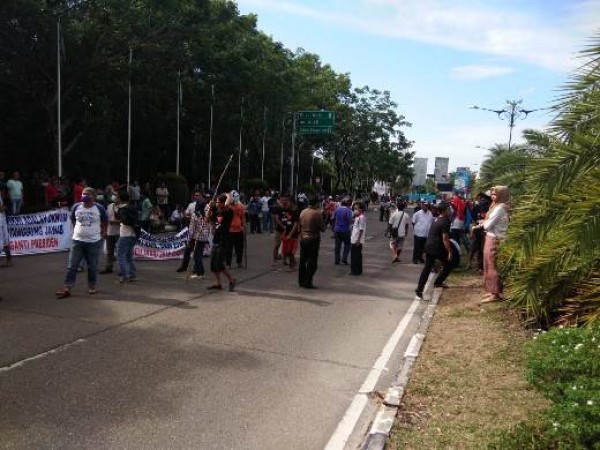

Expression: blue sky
xmin=235 ymin=0 xmax=600 ymax=172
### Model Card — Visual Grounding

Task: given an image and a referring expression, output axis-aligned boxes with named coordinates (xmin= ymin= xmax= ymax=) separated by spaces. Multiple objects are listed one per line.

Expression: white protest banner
xmin=133 ymin=228 xmax=188 ymax=260
xmin=8 ymin=209 xmax=72 ymax=255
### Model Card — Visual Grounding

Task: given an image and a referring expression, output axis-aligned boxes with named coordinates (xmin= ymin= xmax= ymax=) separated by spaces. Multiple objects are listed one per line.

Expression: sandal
xmin=55 ymin=289 xmax=71 ymax=299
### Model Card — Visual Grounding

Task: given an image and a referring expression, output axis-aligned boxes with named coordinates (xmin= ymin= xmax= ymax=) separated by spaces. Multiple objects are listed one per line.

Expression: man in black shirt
xmin=415 ymin=202 xmax=458 ymax=299
xmin=207 ymin=193 xmax=236 ymax=291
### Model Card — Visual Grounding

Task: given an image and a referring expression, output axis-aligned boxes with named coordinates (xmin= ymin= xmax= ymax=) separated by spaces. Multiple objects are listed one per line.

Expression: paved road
xmin=0 ymin=210 xmax=427 ymax=450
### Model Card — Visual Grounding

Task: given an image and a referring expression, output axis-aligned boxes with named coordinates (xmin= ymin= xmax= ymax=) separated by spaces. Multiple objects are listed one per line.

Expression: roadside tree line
xmin=1 ymin=0 xmax=414 ymax=192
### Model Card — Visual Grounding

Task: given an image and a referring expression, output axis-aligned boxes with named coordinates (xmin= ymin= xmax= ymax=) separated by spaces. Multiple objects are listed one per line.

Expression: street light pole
xmin=469 ymin=100 xmax=541 ymax=151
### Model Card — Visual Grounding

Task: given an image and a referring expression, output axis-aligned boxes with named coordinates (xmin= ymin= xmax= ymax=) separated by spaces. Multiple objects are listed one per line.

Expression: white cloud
xmin=451 ymin=65 xmax=515 ymax=80
xmin=237 ymin=0 xmax=600 ymax=71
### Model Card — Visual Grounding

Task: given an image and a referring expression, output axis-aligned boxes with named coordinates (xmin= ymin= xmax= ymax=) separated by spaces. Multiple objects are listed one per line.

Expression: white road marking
xmin=324 ymin=298 xmax=421 ymax=450
xmin=0 ymin=339 xmax=87 ymax=373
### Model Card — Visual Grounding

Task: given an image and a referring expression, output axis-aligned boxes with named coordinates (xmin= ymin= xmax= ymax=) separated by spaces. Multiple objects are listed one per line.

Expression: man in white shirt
xmin=260 ymin=192 xmax=272 ymax=233
xmin=6 ymin=171 xmax=24 ymax=215
xmin=100 ymin=193 xmax=121 ymax=274
xmin=55 ymin=187 xmax=107 ymax=298
xmin=412 ymin=202 xmax=434 ymax=264
xmin=350 ymin=202 xmax=366 ymax=275
xmin=388 ymin=203 xmax=409 ymax=263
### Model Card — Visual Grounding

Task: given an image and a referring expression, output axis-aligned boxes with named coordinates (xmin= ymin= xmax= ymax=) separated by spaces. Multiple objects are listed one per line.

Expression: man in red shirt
xmin=73 ymin=179 xmax=86 ymax=205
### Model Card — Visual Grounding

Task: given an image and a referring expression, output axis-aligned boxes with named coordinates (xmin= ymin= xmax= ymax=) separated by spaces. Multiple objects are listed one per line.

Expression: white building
xmin=434 ymin=157 xmax=450 ymax=183
xmin=412 ymin=157 xmax=428 ymax=187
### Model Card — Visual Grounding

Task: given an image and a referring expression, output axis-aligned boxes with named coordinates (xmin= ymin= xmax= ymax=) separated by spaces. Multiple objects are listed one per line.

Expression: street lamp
xmin=469 ymin=100 xmax=542 ymax=151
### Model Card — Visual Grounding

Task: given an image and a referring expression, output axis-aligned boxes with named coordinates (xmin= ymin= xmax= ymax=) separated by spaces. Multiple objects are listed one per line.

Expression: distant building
xmin=412 ymin=157 xmax=428 ymax=186
xmin=434 ymin=157 xmax=450 ymax=183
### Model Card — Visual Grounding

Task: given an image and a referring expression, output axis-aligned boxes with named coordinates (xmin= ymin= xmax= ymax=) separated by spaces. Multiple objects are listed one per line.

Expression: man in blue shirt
xmin=333 ymin=197 xmax=353 ymax=265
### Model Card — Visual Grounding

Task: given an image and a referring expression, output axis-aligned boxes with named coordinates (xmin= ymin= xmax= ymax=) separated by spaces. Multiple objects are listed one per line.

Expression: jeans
xmin=64 ymin=240 xmax=102 ymax=289
xmin=193 ymin=241 xmax=206 ymax=275
xmin=299 ymin=238 xmax=320 ymax=287
xmin=11 ymin=198 xmax=22 ymax=215
xmin=117 ymin=236 xmax=137 ymax=279
xmin=334 ymin=231 xmax=351 ymax=264
xmin=262 ymin=212 xmax=273 ymax=232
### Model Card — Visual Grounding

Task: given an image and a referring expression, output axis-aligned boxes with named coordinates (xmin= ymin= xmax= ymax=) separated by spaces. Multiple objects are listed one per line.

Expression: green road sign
xmin=296 ymin=111 xmax=335 ymax=135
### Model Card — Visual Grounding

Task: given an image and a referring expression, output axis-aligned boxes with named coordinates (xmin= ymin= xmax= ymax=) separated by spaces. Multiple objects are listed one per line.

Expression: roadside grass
xmin=388 ymin=274 xmax=550 ymax=450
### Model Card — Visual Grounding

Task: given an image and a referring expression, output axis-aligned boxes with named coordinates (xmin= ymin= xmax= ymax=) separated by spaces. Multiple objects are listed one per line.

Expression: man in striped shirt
xmin=186 ymin=203 xmax=211 ymax=278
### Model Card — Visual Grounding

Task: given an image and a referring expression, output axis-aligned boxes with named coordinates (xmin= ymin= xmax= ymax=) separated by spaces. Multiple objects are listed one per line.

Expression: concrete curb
xmin=362 ymin=275 xmax=443 ymax=450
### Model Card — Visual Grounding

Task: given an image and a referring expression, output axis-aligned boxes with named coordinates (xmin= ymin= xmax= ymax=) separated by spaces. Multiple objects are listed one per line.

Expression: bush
xmin=489 ymin=325 xmax=600 ymax=449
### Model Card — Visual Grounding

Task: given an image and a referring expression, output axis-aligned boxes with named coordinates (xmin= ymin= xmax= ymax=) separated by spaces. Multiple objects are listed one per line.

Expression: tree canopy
xmin=1 ymin=0 xmax=413 ymax=193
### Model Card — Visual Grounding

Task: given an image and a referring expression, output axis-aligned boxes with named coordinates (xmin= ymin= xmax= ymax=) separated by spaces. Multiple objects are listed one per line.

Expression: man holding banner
xmin=55 ymin=187 xmax=107 ymax=299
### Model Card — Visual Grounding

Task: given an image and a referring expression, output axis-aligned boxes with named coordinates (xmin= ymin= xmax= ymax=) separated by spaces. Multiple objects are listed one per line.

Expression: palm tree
xmin=498 ymin=35 xmax=600 ymax=327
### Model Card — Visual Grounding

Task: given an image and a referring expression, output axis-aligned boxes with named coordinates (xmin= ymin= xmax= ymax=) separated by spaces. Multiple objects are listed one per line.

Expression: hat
xmin=82 ymin=187 xmax=96 ymax=196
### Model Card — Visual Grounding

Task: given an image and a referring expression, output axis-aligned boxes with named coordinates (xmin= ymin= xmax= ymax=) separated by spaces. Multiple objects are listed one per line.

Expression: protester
xmin=0 ymin=194 xmax=12 ymax=266
xmin=469 ymin=192 xmax=491 ymax=273
xmin=477 ymin=186 xmax=510 ymax=303
xmin=260 ymin=191 xmax=273 ymax=233
xmin=140 ymin=194 xmax=153 ymax=231
xmin=186 ymin=201 xmax=211 ymax=278
xmin=298 ymin=196 xmax=326 ymax=288
xmin=155 ymin=182 xmax=169 ymax=218
xmin=333 ymin=197 xmax=353 ymax=265
xmin=100 ymin=191 xmax=121 ymax=274
xmin=6 ymin=171 xmax=24 ymax=215
xmin=169 ymin=205 xmax=184 ymax=230
xmin=128 ymin=180 xmax=141 ymax=209
xmin=73 ymin=179 xmax=86 ymax=206
xmin=415 ymin=202 xmax=456 ymax=299
xmin=55 ymin=187 xmax=107 ymax=298
xmin=280 ymin=196 xmax=299 ymax=271
xmin=207 ymin=193 xmax=236 ymax=291
xmin=350 ymin=201 xmax=366 ymax=275
xmin=226 ymin=190 xmax=246 ymax=269
xmin=114 ymin=191 xmax=139 ymax=283
xmin=388 ymin=202 xmax=409 ymax=263
xmin=412 ymin=202 xmax=434 ymax=264
xmin=247 ymin=192 xmax=262 ymax=234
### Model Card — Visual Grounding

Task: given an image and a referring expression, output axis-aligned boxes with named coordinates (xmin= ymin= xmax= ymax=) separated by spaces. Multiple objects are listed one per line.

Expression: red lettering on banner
xmin=30 ymin=238 xmax=60 ymax=249
xmin=10 ymin=240 xmax=31 ymax=251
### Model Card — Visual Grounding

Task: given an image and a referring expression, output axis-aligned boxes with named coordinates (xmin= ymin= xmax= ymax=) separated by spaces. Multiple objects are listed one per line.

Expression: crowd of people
xmin=410 ymin=188 xmax=510 ymax=303
xmin=1 ymin=169 xmax=509 ymax=304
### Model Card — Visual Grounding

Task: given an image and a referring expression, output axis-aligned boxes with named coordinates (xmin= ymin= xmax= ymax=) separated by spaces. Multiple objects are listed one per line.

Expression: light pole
xmin=469 ymin=100 xmax=542 ymax=151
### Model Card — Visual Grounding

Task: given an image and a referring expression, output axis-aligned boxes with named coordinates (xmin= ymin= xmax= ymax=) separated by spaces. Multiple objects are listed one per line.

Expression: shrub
xmin=489 ymin=325 xmax=600 ymax=449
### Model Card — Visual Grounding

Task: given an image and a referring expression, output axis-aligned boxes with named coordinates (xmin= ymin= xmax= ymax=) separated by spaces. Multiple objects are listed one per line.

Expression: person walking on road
xmin=350 ymin=202 xmax=366 ymax=275
xmin=388 ymin=203 xmax=409 ymax=263
xmin=115 ymin=191 xmax=139 ymax=283
xmin=412 ymin=202 xmax=434 ymax=264
xmin=55 ymin=187 xmax=107 ymax=298
xmin=187 ymin=202 xmax=211 ymax=279
xmin=298 ymin=196 xmax=326 ymax=289
xmin=207 ymin=194 xmax=236 ymax=291
xmin=100 ymin=192 xmax=120 ymax=274
xmin=415 ymin=202 xmax=457 ymax=299
xmin=226 ymin=190 xmax=246 ymax=269
xmin=333 ymin=197 xmax=353 ymax=265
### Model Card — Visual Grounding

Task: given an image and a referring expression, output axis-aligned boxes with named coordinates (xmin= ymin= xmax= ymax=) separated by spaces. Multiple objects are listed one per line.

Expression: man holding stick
xmin=207 ymin=193 xmax=236 ymax=291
